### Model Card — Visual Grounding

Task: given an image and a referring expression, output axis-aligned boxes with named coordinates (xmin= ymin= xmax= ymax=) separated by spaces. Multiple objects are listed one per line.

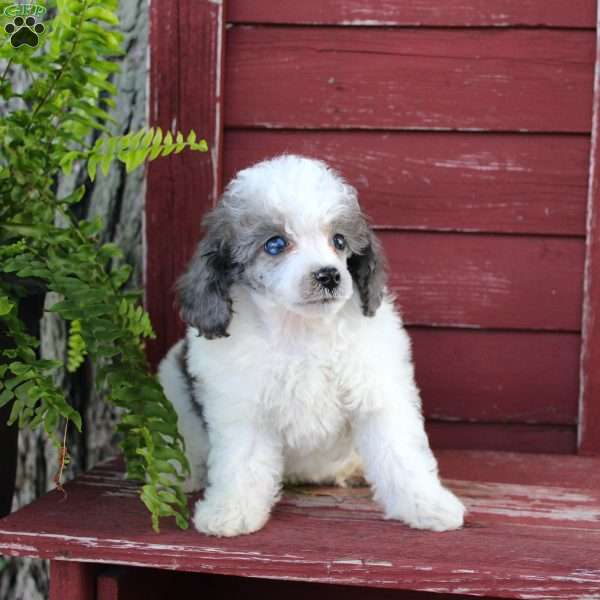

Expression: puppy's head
xmin=177 ymin=155 xmax=387 ymax=338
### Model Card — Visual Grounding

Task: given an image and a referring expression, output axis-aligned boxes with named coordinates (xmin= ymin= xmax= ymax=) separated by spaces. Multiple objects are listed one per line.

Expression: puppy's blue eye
xmin=333 ymin=234 xmax=346 ymax=251
xmin=264 ymin=236 xmax=287 ymax=256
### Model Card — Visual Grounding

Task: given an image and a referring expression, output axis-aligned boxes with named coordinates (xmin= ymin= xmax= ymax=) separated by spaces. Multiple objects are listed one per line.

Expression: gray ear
xmin=176 ymin=208 xmax=240 ymax=339
xmin=347 ymin=226 xmax=387 ymax=317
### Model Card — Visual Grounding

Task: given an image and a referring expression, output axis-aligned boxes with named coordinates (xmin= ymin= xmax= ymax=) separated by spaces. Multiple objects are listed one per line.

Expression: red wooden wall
xmin=148 ymin=0 xmax=600 ymax=455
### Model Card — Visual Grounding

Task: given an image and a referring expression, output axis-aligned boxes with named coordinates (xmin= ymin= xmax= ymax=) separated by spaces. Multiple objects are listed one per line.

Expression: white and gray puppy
xmin=159 ymin=155 xmax=465 ymax=537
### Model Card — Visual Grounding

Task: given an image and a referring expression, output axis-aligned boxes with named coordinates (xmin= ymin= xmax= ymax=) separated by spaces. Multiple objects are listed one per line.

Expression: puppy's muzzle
xmin=313 ymin=266 xmax=341 ymax=292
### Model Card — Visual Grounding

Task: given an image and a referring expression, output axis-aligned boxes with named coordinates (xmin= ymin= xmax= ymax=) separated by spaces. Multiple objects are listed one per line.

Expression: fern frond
xmin=67 ymin=319 xmax=87 ymax=373
xmin=0 ymin=1 xmax=194 ymax=532
xmin=80 ymin=127 xmax=208 ymax=180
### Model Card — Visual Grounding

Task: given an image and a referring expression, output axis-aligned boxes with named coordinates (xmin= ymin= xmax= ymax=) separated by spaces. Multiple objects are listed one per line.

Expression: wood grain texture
xmin=147 ymin=0 xmax=226 ymax=368
xmin=578 ymin=11 xmax=600 ymax=456
xmin=381 ymin=231 xmax=584 ymax=331
xmin=427 ymin=422 xmax=577 ymax=454
xmin=224 ymin=130 xmax=590 ymax=236
xmin=228 ymin=0 xmax=596 ymax=28
xmin=2 ymin=452 xmax=600 ymax=599
xmin=411 ymin=329 xmax=580 ymax=425
xmin=225 ymin=27 xmax=595 ymax=133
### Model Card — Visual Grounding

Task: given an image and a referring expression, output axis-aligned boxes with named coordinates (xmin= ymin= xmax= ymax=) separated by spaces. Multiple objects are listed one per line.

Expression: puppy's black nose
xmin=313 ymin=267 xmax=341 ymax=291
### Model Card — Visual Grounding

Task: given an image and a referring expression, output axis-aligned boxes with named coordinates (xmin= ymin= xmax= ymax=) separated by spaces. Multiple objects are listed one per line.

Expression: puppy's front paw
xmin=193 ymin=496 xmax=270 ymax=537
xmin=411 ymin=486 xmax=465 ymax=531
xmin=387 ymin=484 xmax=466 ymax=532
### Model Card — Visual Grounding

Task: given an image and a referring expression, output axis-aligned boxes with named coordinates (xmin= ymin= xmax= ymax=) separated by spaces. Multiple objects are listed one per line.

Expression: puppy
xmin=159 ymin=155 xmax=465 ymax=537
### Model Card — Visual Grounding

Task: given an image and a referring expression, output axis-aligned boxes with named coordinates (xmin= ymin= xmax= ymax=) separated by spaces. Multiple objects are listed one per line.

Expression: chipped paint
xmin=332 ymin=558 xmax=393 ymax=567
xmin=76 ymin=480 xmax=137 ymax=490
xmin=1 ymin=542 xmax=38 ymax=553
xmin=450 ymin=479 xmax=600 ymax=524
xmin=453 ymin=569 xmax=477 ymax=574
xmin=283 ymin=477 xmax=600 ymax=527
xmin=405 ymin=155 xmax=532 ymax=173
xmin=103 ymin=491 xmax=140 ymax=498
xmin=4 ymin=453 xmax=600 ymax=598
xmin=365 ymin=560 xmax=393 ymax=567
xmin=0 ymin=530 xmax=315 ymax=565
xmin=339 ymin=20 xmax=401 ymax=26
xmin=578 ymin=7 xmax=600 ymax=453
xmin=212 ymin=1 xmax=224 ymax=204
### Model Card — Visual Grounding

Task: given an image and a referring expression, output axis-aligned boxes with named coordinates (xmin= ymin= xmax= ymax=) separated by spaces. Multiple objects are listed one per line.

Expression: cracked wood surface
xmin=1 ymin=451 xmax=600 ymax=599
xmin=380 ymin=232 xmax=584 ymax=331
xmin=147 ymin=0 xmax=226 ymax=368
xmin=224 ymin=28 xmax=595 ymax=133
xmin=146 ymin=0 xmax=597 ymax=457
xmin=224 ymin=130 xmax=590 ymax=236
xmin=579 ymin=2 xmax=600 ymax=455
xmin=227 ymin=0 xmax=596 ymax=28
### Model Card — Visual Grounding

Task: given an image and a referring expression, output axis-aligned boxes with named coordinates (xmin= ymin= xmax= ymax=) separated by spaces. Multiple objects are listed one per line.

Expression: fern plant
xmin=0 ymin=0 xmax=206 ymax=531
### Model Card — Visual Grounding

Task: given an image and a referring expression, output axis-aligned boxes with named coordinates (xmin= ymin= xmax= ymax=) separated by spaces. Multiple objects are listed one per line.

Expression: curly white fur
xmin=159 ymin=155 xmax=465 ymax=537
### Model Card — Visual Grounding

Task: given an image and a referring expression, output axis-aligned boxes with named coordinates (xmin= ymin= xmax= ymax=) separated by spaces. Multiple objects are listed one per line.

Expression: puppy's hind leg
xmin=158 ymin=340 xmax=209 ymax=493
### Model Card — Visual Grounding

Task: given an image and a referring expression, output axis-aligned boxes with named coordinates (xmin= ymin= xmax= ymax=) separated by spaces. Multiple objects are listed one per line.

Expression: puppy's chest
xmin=260 ymin=353 xmax=350 ymax=449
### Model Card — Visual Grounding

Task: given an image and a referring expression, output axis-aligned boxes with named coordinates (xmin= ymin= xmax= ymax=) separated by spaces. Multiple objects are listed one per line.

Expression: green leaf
xmin=149 ymin=144 xmax=163 ymax=161
xmin=87 ymin=154 xmax=99 ymax=181
xmin=142 ymin=128 xmax=155 ymax=148
xmin=8 ymin=399 xmax=23 ymax=426
xmin=59 ymin=186 xmax=86 ymax=205
xmin=100 ymin=152 xmax=113 ymax=176
xmin=99 ymin=242 xmax=124 ymax=259
xmin=70 ymin=410 xmax=83 ymax=432
xmin=86 ymin=7 xmax=120 ymax=26
xmin=0 ymin=296 xmax=13 ymax=316
xmin=0 ymin=389 xmax=14 ymax=408
xmin=152 ymin=128 xmax=163 ymax=146
xmin=60 ymin=151 xmax=82 ymax=175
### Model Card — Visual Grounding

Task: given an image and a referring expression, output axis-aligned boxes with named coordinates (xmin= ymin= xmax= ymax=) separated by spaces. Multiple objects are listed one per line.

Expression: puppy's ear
xmin=176 ymin=207 xmax=240 ymax=339
xmin=347 ymin=223 xmax=387 ymax=317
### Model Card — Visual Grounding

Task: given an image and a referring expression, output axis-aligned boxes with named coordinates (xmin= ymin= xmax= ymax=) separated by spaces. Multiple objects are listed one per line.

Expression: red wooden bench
xmin=2 ymin=451 xmax=600 ymax=599
xmin=2 ymin=0 xmax=600 ymax=598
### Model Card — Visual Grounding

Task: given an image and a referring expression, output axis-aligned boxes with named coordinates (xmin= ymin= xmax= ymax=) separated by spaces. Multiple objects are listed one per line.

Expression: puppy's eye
xmin=333 ymin=233 xmax=346 ymax=251
xmin=264 ymin=236 xmax=288 ymax=256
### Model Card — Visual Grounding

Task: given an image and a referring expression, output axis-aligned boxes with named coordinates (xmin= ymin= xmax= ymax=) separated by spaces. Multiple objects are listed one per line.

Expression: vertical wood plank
xmin=146 ymin=0 xmax=226 ymax=368
xmin=50 ymin=561 xmax=97 ymax=600
xmin=579 ymin=0 xmax=600 ymax=455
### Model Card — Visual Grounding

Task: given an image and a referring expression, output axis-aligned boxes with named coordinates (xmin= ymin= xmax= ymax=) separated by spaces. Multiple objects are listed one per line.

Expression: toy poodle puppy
xmin=159 ymin=155 xmax=465 ymax=537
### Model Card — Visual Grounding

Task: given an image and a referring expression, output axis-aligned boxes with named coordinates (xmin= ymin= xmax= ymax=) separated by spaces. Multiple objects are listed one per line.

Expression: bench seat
xmin=1 ymin=449 xmax=599 ymax=599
